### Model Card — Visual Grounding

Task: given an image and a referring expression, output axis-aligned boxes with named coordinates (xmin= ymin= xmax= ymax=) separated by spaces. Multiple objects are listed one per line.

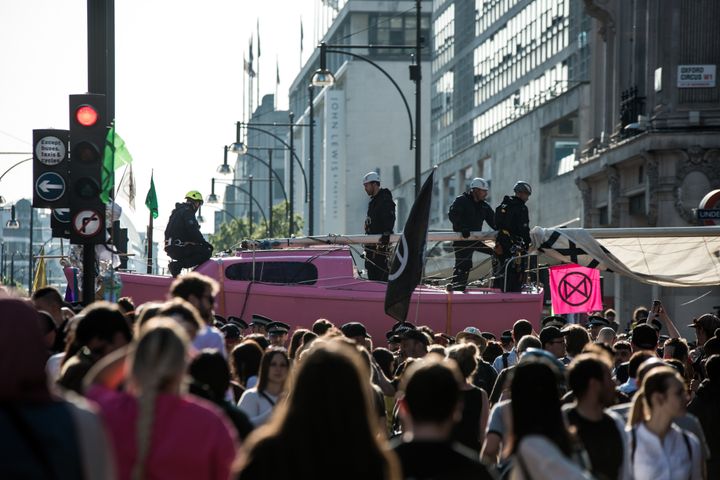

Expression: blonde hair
xmin=628 ymin=366 xmax=684 ymax=427
xmin=129 ymin=318 xmax=190 ymax=480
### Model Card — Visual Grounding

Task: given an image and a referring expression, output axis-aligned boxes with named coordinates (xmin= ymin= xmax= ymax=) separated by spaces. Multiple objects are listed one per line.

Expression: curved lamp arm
xmin=235 ymin=124 xmax=309 ymax=203
xmin=324 ymin=48 xmax=414 ymax=150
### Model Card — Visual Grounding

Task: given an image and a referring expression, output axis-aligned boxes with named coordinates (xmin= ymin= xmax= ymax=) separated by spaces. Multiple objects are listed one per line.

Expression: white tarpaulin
xmin=531 ymin=226 xmax=720 ymax=287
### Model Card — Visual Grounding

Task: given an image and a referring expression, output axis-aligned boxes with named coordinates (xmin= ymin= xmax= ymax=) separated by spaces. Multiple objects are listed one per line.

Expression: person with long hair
xmin=85 ymin=318 xmax=237 ymax=480
xmin=446 ymin=342 xmax=490 ymax=454
xmin=236 ymin=340 xmax=401 ymax=480
xmin=627 ymin=366 xmax=702 ymax=480
xmin=509 ymin=357 xmax=592 ymax=479
xmin=237 ymin=347 xmax=289 ymax=426
xmin=230 ymin=340 xmax=264 ymax=401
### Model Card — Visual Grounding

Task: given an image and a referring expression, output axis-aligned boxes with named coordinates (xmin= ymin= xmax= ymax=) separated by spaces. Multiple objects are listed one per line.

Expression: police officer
xmin=448 ymin=178 xmax=496 ymax=291
xmin=493 ymin=181 xmax=531 ymax=292
xmin=363 ymin=171 xmax=396 ymax=281
xmin=164 ymin=191 xmax=213 ymax=277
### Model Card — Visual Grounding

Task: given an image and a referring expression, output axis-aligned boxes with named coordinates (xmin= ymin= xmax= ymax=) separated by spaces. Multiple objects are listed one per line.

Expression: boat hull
xmin=119 ymin=247 xmax=544 ymax=342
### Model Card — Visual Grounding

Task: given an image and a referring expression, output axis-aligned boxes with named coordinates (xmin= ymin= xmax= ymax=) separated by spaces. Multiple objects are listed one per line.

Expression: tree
xmin=209 ymin=201 xmax=304 ymax=253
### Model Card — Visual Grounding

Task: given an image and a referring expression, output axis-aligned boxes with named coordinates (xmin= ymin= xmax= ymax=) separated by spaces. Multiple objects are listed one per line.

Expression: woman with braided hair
xmin=86 ymin=318 xmax=237 ymax=480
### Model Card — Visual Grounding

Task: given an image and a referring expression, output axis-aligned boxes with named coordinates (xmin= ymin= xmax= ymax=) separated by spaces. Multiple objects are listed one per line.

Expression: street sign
xmin=71 ymin=209 xmax=103 ymax=243
xmin=53 ymin=208 xmax=71 ymax=223
xmin=51 ymin=208 xmax=71 ymax=239
xmin=35 ymin=171 xmax=66 ymax=202
xmin=35 ymin=135 xmax=67 ymax=165
xmin=697 ymin=209 xmax=720 ymax=220
xmin=698 ymin=189 xmax=720 ymax=226
xmin=677 ymin=65 xmax=716 ymax=88
xmin=32 ymin=129 xmax=69 ymax=208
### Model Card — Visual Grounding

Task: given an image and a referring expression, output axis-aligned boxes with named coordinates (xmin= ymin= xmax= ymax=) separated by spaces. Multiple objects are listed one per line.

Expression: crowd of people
xmin=1 ymin=276 xmax=718 ymax=479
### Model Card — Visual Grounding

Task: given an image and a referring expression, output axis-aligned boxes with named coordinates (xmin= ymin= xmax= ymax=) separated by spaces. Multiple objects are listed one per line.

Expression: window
xmin=225 ymin=262 xmax=318 ymax=285
xmin=598 ymin=206 xmax=609 ymax=226
xmin=369 ymin=13 xmax=431 ymax=56
xmin=628 ymin=193 xmax=646 ymax=216
xmin=540 ymin=112 xmax=578 ymax=179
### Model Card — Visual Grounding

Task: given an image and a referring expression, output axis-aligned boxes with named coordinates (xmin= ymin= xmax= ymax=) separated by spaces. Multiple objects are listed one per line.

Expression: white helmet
xmin=513 ymin=181 xmax=532 ymax=195
xmin=470 ymin=177 xmax=489 ymax=190
xmin=363 ymin=171 xmax=380 ymax=185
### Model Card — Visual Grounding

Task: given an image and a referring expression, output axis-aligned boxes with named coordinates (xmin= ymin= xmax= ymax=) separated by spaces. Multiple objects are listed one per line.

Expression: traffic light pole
xmin=82 ymin=0 xmax=115 ymax=305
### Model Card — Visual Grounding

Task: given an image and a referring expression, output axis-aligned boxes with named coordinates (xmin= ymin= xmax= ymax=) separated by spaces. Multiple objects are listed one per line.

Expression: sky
xmin=0 ymin=0 xmax=323 ymax=239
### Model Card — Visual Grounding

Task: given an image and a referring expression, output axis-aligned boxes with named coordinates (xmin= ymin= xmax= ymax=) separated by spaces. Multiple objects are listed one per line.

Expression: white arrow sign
xmin=35 ymin=172 xmax=66 ymax=202
xmin=38 ymin=180 xmax=64 ymax=193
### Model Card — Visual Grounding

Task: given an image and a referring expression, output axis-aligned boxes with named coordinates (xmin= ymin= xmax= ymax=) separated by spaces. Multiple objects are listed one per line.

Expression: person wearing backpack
xmin=627 ymin=366 xmax=702 ymax=480
xmin=164 ymin=191 xmax=213 ymax=277
xmin=493 ymin=181 xmax=531 ymax=292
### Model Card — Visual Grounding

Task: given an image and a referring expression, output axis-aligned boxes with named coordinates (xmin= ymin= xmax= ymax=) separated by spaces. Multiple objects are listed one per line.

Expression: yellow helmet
xmin=185 ymin=190 xmax=204 ymax=203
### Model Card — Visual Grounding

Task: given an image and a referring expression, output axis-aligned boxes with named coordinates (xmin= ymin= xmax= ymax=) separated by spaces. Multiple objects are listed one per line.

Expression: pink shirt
xmin=87 ymin=385 xmax=237 ymax=480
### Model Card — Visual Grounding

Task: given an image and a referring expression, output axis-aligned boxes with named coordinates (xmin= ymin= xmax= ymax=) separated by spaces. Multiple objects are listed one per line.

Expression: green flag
xmin=101 ymin=125 xmax=134 ymax=203
xmin=145 ymin=173 xmax=158 ymax=219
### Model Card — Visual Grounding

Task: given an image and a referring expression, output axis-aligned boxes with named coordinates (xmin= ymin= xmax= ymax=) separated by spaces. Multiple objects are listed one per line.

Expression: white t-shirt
xmin=46 ymin=352 xmax=65 ymax=384
xmin=511 ymin=435 xmax=593 ymax=480
xmin=237 ymin=388 xmax=278 ymax=426
xmin=628 ymin=423 xmax=702 ymax=480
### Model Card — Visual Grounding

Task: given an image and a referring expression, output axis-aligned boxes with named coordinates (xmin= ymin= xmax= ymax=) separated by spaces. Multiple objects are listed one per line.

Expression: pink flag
xmin=549 ymin=264 xmax=602 ymax=314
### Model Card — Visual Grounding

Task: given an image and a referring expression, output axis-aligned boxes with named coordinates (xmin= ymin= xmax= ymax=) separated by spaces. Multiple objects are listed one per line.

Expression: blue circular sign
xmin=53 ymin=208 xmax=71 ymax=223
xmin=35 ymin=172 xmax=66 ymax=202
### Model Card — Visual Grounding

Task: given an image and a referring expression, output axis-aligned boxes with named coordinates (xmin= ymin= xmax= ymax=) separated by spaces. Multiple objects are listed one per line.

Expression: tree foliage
xmin=209 ymin=201 xmax=304 ymax=253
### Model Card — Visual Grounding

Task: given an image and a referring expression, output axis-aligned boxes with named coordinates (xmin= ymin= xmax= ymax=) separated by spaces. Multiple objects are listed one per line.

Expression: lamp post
xmin=231 ymin=116 xmax=314 ymax=234
xmin=311 ymin=0 xmax=423 ymax=197
xmin=219 ymin=146 xmax=290 ymax=235
xmin=207 ymin=178 xmax=269 ymax=236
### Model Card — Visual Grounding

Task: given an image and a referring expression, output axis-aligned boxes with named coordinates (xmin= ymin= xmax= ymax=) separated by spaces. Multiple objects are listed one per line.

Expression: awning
xmin=531 ymin=226 xmax=720 ymax=287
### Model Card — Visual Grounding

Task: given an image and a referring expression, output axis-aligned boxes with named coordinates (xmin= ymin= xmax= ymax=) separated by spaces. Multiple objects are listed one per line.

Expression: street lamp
xmin=234 ymin=115 xmax=314 ymax=234
xmin=5 ymin=205 xmax=20 ymax=229
xmin=310 ymin=0 xmax=424 ymax=197
xmin=206 ymin=177 xmax=269 ymax=237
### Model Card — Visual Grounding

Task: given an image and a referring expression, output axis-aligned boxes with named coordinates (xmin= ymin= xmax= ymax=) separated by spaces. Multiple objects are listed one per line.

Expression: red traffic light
xmin=75 ymin=105 xmax=98 ymax=127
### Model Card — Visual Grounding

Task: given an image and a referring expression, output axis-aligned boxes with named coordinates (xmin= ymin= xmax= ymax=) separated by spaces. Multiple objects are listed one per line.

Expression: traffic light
xmin=69 ymin=94 xmax=107 ymax=244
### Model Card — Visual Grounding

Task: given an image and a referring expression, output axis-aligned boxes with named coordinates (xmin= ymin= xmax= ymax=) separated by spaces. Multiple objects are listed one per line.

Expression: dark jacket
xmin=494 ymin=195 xmax=530 ymax=246
xmin=365 ymin=188 xmax=396 ymax=235
xmin=448 ymin=192 xmax=496 ymax=233
xmin=165 ymin=202 xmax=207 ymax=246
xmin=688 ymin=379 xmax=720 ymax=478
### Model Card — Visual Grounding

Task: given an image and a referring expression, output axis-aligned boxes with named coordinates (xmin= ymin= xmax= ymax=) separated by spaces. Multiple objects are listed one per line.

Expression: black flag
xmin=384 ymin=168 xmax=436 ymax=322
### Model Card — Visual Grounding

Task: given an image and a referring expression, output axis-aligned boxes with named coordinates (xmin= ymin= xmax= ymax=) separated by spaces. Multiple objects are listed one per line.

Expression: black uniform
xmin=448 ymin=192 xmax=496 ymax=290
xmin=493 ymin=195 xmax=530 ymax=292
xmin=164 ymin=202 xmax=213 ymax=275
xmin=364 ymin=188 xmax=396 ymax=281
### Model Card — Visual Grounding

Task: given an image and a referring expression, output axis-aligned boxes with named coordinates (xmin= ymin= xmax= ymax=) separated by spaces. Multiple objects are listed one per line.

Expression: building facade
xmin=288 ymin=0 xmax=432 ymax=234
xmin=391 ymin=0 xmax=591 ymax=233
xmin=575 ymin=0 xmax=720 ymax=330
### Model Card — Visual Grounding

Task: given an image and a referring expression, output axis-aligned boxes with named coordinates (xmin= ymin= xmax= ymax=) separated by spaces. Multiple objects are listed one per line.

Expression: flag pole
xmin=146 ymin=170 xmax=155 ymax=274
xmin=147 ymin=211 xmax=154 ymax=274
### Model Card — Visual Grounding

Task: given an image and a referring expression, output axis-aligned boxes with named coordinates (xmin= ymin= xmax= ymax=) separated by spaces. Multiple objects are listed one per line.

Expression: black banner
xmin=384 ymin=168 xmax=435 ymax=322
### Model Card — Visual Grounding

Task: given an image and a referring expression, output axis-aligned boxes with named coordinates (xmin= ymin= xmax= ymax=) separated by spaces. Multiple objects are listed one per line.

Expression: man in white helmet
xmin=447 ymin=178 xmax=496 ymax=291
xmin=493 ymin=181 xmax=532 ymax=292
xmin=363 ymin=171 xmax=396 ymax=281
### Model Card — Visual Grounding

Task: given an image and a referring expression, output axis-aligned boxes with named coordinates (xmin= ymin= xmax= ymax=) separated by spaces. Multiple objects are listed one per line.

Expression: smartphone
xmin=651 ymin=300 xmax=662 ymax=319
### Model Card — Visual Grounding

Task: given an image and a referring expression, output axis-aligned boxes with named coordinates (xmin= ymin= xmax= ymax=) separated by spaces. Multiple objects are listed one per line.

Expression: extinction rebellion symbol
xmin=558 ymin=271 xmax=593 ymax=306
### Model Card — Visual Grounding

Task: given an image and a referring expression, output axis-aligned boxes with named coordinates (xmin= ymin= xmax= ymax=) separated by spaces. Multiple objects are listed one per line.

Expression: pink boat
xmin=119 ymin=245 xmax=544 ymax=341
